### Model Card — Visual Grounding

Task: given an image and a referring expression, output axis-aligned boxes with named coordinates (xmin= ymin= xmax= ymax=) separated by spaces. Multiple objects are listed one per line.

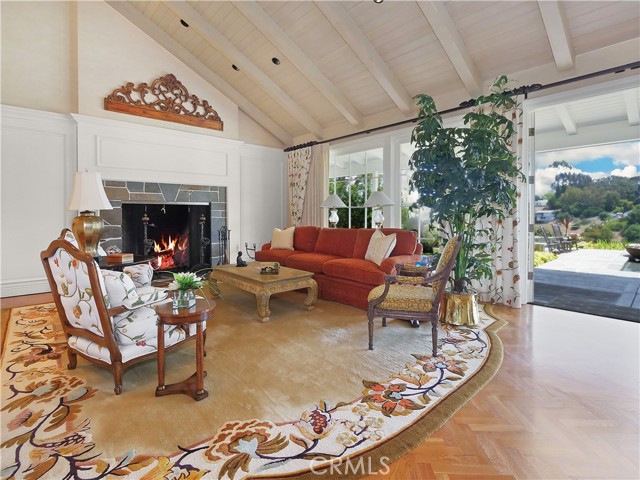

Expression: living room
xmin=1 ymin=1 xmax=639 ymax=479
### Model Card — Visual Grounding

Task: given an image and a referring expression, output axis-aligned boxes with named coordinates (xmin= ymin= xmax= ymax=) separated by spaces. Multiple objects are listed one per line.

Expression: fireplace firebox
xmin=122 ymin=203 xmax=211 ymax=271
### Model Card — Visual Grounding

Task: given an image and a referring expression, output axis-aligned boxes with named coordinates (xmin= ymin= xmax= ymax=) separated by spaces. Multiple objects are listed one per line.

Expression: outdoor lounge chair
xmin=551 ymin=223 xmax=577 ymax=251
xmin=539 ymin=226 xmax=562 ymax=254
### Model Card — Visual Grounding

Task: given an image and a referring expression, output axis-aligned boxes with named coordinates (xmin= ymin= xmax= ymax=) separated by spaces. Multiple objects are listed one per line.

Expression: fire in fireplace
xmin=153 ymin=233 xmax=189 ymax=270
xmin=121 ymin=202 xmax=211 ymax=271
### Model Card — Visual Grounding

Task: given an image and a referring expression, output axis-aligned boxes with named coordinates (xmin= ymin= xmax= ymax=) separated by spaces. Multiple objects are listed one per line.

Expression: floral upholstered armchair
xmin=41 ymin=229 xmax=205 ymax=394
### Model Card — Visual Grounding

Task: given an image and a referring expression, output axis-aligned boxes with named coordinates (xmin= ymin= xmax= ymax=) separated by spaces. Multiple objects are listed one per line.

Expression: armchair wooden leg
xmin=368 ymin=315 xmax=374 ymax=350
xmin=382 ymin=317 xmax=387 ymax=327
xmin=67 ymin=349 xmax=77 ymax=370
xmin=113 ymin=362 xmax=123 ymax=395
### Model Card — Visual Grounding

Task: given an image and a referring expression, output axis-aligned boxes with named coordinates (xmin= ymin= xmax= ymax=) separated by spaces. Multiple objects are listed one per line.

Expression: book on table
xmin=106 ymin=253 xmax=134 ymax=263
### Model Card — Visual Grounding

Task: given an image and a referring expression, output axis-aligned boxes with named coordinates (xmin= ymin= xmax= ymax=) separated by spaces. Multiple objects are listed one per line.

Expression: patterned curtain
xmin=472 ymin=100 xmax=524 ymax=308
xmin=288 ymin=146 xmax=312 ymax=227
xmin=301 ymin=144 xmax=328 ymax=227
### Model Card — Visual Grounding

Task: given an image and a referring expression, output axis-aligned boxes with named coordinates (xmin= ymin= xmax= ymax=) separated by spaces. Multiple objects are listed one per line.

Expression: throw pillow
xmin=271 ymin=227 xmax=295 ymax=250
xmin=365 ymin=230 xmax=397 ymax=266
xmin=101 ymin=270 xmax=140 ymax=308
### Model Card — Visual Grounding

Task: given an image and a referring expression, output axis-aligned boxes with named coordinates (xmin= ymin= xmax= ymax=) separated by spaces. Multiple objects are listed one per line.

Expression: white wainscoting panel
xmin=1 ymin=106 xmax=76 ymax=296
xmin=239 ymin=145 xmax=287 ymax=255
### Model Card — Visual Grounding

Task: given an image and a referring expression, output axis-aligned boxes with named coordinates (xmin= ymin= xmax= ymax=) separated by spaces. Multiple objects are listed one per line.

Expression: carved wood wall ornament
xmin=104 ymin=74 xmax=223 ymax=131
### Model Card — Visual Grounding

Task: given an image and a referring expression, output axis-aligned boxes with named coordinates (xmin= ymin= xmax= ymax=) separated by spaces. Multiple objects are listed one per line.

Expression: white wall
xmin=76 ymin=1 xmax=239 ymax=140
xmin=239 ymin=144 xmax=287 ymax=252
xmin=0 ymin=1 xmax=288 ymax=296
xmin=1 ymin=1 xmax=76 ymax=114
xmin=0 ymin=106 xmax=77 ymax=296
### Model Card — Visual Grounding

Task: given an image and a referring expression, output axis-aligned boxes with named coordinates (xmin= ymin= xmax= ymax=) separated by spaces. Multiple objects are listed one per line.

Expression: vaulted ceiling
xmin=108 ymin=1 xmax=640 ymax=146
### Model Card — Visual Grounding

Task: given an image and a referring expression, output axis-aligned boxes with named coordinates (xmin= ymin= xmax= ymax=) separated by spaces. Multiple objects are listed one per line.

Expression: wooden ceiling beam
xmin=235 ymin=1 xmax=362 ymax=127
xmin=538 ymin=1 xmax=575 ymax=72
xmin=623 ymin=90 xmax=640 ymax=126
xmin=556 ymin=104 xmax=577 ymax=135
xmin=316 ymin=1 xmax=413 ymax=115
xmin=417 ymin=2 xmax=482 ymax=98
xmin=165 ymin=1 xmax=324 ymax=139
xmin=106 ymin=1 xmax=292 ymax=145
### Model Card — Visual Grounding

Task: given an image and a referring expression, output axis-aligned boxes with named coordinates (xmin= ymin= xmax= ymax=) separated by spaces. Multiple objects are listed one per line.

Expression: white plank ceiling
xmin=109 ymin=1 xmax=640 ymax=147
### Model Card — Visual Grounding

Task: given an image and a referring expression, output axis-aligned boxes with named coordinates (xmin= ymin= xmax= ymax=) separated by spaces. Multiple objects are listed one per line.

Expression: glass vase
xmin=173 ymin=289 xmax=196 ymax=309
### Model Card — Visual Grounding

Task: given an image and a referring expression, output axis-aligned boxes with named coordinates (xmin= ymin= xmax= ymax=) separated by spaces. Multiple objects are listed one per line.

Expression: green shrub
xmin=581 ymin=207 xmax=601 ymax=218
xmin=606 ymin=219 xmax=624 ymax=232
xmin=623 ymin=224 xmax=640 ymax=243
xmin=581 ymin=240 xmax=625 ymax=250
xmin=582 ymin=223 xmax=613 ymax=242
xmin=534 ymin=251 xmax=557 ymax=266
xmin=598 ymin=212 xmax=610 ymax=221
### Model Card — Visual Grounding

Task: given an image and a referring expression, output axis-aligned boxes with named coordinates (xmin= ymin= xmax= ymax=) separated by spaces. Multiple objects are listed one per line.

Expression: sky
xmin=535 ymin=140 xmax=640 ymax=196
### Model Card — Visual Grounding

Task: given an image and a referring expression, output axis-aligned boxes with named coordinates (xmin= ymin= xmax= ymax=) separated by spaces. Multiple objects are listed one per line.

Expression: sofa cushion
xmin=381 ymin=228 xmax=419 ymax=256
xmin=353 ymin=229 xmax=376 ymax=258
xmin=293 ymin=226 xmax=321 ymax=252
xmin=314 ymin=228 xmax=358 ymax=257
xmin=255 ymin=249 xmax=301 ymax=263
xmin=286 ymin=252 xmax=342 ymax=273
xmin=364 ymin=230 xmax=397 ymax=266
xmin=271 ymin=227 xmax=295 ymax=250
xmin=322 ymin=258 xmax=386 ymax=286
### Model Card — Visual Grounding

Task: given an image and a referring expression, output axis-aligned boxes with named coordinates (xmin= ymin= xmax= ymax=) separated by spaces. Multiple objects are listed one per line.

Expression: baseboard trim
xmin=0 ymin=278 xmax=51 ymax=298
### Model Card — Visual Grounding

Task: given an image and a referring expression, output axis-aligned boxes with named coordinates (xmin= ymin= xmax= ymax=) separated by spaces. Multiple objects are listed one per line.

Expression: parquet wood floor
xmin=364 ymin=304 xmax=640 ymax=480
xmin=2 ymin=295 xmax=638 ymax=479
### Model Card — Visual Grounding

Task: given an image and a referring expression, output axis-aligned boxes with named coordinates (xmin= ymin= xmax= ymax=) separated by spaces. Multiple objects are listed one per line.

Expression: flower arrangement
xmin=167 ymin=271 xmax=204 ymax=291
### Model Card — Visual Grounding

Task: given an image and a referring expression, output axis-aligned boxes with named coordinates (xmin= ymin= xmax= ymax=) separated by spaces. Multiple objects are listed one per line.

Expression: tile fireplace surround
xmin=101 ymin=181 xmax=227 ymax=266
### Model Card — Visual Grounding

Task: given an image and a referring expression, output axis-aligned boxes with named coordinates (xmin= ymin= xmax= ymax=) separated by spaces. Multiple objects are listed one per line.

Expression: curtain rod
xmin=283 ymin=60 xmax=640 ymax=153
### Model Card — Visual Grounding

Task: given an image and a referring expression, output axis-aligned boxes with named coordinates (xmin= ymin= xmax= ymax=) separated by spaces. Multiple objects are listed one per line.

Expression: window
xmin=329 ymin=147 xmax=384 ymax=228
xmin=399 ymin=142 xmax=435 ymax=250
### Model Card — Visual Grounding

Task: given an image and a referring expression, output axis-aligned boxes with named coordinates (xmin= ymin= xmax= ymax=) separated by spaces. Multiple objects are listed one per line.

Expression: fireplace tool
xmin=198 ymin=214 xmax=211 ymax=265
xmin=141 ymin=212 xmax=155 ymax=254
xmin=217 ymin=226 xmax=230 ymax=265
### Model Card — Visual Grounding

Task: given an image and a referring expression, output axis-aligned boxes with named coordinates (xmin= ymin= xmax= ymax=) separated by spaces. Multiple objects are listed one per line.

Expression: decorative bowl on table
xmin=625 ymin=244 xmax=640 ymax=262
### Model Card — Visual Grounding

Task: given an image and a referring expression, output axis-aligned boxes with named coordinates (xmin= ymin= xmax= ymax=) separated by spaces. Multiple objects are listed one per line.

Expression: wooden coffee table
xmin=154 ymin=298 xmax=215 ymax=401
xmin=210 ymin=262 xmax=317 ymax=322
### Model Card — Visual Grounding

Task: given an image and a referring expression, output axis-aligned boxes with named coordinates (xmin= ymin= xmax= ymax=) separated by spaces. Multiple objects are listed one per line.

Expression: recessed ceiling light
xmin=272 ymin=57 xmax=281 ymax=65
xmin=374 ymin=0 xmax=383 ymax=3
xmin=232 ymin=64 xmax=240 ymax=71
xmin=180 ymin=19 xmax=189 ymax=28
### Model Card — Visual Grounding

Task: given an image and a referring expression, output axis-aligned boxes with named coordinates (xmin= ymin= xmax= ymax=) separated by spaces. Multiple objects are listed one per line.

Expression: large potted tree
xmin=409 ymin=76 xmax=524 ymax=295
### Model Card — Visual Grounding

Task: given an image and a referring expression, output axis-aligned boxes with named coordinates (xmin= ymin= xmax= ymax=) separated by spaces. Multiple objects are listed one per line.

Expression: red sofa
xmin=255 ymin=227 xmax=422 ymax=310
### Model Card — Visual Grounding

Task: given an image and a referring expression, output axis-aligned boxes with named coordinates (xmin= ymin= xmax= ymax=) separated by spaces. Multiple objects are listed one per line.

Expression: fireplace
xmin=101 ymin=181 xmax=228 ymax=269
xmin=122 ymin=203 xmax=210 ymax=271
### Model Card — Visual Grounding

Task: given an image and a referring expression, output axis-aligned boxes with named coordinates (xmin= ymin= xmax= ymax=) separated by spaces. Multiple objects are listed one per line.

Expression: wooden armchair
xmin=41 ymin=230 xmax=205 ymax=394
xmin=367 ymin=235 xmax=461 ymax=356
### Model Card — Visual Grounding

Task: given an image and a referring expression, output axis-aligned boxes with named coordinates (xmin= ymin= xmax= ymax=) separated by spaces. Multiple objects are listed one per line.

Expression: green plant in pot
xmin=409 ymin=76 xmax=524 ymax=294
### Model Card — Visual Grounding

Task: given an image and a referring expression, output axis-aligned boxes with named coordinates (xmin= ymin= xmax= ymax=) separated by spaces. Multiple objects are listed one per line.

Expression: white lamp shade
xmin=364 ymin=190 xmax=394 ymax=207
xmin=320 ymin=193 xmax=347 ymax=208
xmin=68 ymin=172 xmax=113 ymax=211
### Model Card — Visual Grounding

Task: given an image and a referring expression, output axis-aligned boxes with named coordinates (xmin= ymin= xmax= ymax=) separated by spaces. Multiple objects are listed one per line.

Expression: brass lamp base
xmin=71 ymin=211 xmax=104 ymax=257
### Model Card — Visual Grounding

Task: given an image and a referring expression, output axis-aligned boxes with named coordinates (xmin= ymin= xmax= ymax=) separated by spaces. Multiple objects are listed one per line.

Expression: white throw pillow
xmin=365 ymin=230 xmax=397 ymax=266
xmin=101 ymin=270 xmax=140 ymax=308
xmin=271 ymin=227 xmax=295 ymax=250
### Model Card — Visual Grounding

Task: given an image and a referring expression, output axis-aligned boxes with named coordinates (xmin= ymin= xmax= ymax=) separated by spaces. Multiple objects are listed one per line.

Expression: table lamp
xmin=364 ymin=190 xmax=394 ymax=228
xmin=68 ymin=171 xmax=113 ymax=257
xmin=320 ymin=194 xmax=347 ymax=228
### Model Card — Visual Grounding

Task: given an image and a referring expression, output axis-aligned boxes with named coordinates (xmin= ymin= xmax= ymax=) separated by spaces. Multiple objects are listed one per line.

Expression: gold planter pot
xmin=439 ymin=291 xmax=479 ymax=326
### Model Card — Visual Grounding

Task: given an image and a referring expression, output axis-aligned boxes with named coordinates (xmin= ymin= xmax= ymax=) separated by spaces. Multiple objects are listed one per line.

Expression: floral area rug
xmin=1 ymin=301 xmax=505 ymax=480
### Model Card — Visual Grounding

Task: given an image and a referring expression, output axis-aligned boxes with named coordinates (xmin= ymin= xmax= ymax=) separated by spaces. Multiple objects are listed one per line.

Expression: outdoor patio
xmin=534 ymin=249 xmax=640 ymax=322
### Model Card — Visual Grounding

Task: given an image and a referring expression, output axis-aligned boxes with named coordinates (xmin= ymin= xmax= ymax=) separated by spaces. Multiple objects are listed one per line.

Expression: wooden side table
xmin=154 ymin=298 xmax=215 ymax=401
